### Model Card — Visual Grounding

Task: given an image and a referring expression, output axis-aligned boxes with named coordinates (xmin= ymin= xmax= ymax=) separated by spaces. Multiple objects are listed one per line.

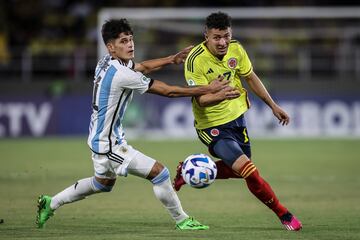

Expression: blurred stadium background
xmin=1 ymin=2 xmax=360 ymax=240
xmin=0 ymin=1 xmax=359 ymax=139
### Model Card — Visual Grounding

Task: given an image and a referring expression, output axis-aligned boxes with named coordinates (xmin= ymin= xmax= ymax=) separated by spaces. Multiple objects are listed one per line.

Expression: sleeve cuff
xmin=241 ymin=67 xmax=253 ymax=77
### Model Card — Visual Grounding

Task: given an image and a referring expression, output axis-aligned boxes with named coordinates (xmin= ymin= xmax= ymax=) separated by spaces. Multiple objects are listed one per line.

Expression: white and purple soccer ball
xmin=181 ymin=153 xmax=217 ymax=189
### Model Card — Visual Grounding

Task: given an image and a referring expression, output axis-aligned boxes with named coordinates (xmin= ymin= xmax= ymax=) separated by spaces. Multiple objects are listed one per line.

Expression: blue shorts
xmin=196 ymin=115 xmax=251 ymax=167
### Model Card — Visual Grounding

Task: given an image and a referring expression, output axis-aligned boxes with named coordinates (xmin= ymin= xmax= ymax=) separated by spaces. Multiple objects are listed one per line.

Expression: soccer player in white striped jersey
xmin=36 ymin=19 xmax=239 ymax=230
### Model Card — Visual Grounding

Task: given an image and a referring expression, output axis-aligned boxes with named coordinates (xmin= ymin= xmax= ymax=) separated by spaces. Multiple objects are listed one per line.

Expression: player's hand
xmin=208 ymin=75 xmax=230 ymax=93
xmin=215 ymin=86 xmax=240 ymax=100
xmin=272 ymin=104 xmax=290 ymax=126
xmin=223 ymin=87 xmax=240 ymax=100
xmin=172 ymin=45 xmax=193 ymax=64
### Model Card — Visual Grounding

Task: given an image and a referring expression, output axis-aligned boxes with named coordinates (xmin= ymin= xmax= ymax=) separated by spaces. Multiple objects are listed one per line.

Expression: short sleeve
xmin=114 ymin=65 xmax=151 ymax=94
xmin=238 ymin=45 xmax=253 ymax=77
xmin=184 ymin=59 xmax=207 ymax=86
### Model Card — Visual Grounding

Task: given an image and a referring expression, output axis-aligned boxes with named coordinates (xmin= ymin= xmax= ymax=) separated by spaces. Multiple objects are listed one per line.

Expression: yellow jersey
xmin=184 ymin=40 xmax=253 ymax=129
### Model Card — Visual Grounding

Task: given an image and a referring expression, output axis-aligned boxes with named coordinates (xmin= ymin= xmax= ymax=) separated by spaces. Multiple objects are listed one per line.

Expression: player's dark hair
xmin=205 ymin=12 xmax=231 ymax=30
xmin=101 ymin=19 xmax=133 ymax=44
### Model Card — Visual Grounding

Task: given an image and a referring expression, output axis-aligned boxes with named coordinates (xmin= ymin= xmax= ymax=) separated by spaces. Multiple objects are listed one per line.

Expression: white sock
xmin=50 ymin=177 xmax=101 ymax=210
xmin=153 ymin=178 xmax=188 ymax=223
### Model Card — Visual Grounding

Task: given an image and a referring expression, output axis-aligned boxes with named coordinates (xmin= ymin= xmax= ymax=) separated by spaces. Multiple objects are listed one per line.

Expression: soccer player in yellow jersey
xmin=173 ymin=12 xmax=302 ymax=231
xmin=36 ymin=18 xmax=238 ymax=230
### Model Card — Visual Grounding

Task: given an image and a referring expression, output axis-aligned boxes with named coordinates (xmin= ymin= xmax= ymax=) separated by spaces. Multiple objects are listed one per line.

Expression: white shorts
xmin=92 ymin=142 xmax=156 ymax=180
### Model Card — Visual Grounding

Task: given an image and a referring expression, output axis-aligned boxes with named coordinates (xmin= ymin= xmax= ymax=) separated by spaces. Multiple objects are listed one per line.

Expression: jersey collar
xmin=201 ymin=41 xmax=228 ymax=62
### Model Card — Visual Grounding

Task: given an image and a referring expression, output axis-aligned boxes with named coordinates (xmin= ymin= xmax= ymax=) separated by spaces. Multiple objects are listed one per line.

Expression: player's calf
xmin=236 ymin=159 xmax=302 ymax=231
xmin=37 ymin=177 xmax=114 ymax=228
xmin=151 ymin=166 xmax=191 ymax=225
xmin=151 ymin=163 xmax=210 ymax=229
xmin=237 ymin=160 xmax=288 ymax=216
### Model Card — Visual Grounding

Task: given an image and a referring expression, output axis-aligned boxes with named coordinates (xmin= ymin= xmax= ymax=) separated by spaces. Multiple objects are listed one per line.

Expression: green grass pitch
xmin=0 ymin=138 xmax=359 ymax=240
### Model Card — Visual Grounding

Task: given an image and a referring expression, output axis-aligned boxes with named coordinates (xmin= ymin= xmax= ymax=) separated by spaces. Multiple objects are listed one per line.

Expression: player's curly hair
xmin=205 ymin=12 xmax=232 ymax=30
xmin=101 ymin=19 xmax=133 ymax=44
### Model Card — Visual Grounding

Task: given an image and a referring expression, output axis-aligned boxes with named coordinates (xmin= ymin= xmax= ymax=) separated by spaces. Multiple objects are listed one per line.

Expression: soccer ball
xmin=181 ymin=153 xmax=217 ymax=188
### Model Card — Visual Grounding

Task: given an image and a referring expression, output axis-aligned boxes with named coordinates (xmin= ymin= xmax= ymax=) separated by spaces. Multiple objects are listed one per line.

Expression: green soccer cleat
xmin=175 ymin=217 xmax=209 ymax=230
xmin=36 ymin=195 xmax=54 ymax=228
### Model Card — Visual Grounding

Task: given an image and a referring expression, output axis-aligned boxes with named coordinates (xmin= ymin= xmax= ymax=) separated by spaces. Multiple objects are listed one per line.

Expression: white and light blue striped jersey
xmin=87 ymin=54 xmax=151 ymax=154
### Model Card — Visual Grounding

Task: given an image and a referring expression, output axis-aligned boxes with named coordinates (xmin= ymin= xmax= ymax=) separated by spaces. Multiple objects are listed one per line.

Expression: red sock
xmin=215 ymin=160 xmax=242 ymax=179
xmin=240 ymin=161 xmax=288 ymax=218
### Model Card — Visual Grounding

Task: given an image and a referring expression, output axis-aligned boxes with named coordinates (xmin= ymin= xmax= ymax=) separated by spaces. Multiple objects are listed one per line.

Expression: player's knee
xmin=150 ymin=167 xmax=170 ymax=185
xmin=232 ymin=157 xmax=257 ymax=179
xmin=147 ymin=161 xmax=164 ymax=179
xmin=91 ymin=177 xmax=115 ymax=192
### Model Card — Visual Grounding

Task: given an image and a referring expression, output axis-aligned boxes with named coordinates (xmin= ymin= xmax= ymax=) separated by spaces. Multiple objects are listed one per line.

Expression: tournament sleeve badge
xmin=187 ymin=79 xmax=196 ymax=86
xmin=141 ymin=75 xmax=151 ymax=84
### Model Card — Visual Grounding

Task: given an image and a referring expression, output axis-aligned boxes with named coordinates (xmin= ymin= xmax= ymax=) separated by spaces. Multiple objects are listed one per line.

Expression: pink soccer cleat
xmin=280 ymin=212 xmax=302 ymax=231
xmin=173 ymin=162 xmax=186 ymax=191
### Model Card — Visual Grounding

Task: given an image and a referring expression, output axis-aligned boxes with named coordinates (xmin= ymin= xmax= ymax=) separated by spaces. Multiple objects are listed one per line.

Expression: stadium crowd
xmin=0 ymin=0 xmax=357 ymax=83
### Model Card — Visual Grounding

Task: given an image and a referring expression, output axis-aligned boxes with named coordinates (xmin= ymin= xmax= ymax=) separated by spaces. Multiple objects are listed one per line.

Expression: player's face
xmin=107 ymin=32 xmax=134 ymax=62
xmin=205 ymin=27 xmax=232 ymax=58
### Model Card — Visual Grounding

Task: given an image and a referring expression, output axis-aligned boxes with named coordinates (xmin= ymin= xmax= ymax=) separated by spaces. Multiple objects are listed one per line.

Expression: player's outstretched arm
xmin=147 ymin=76 xmax=229 ymax=98
xmin=194 ymin=85 xmax=240 ymax=107
xmin=134 ymin=45 xmax=193 ymax=74
xmin=244 ymin=71 xmax=290 ymax=125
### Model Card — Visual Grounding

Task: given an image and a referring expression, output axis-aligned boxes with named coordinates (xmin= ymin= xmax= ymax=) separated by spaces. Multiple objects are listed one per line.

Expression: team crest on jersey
xmin=210 ymin=128 xmax=220 ymax=137
xmin=187 ymin=79 xmax=196 ymax=86
xmin=228 ymin=58 xmax=237 ymax=69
